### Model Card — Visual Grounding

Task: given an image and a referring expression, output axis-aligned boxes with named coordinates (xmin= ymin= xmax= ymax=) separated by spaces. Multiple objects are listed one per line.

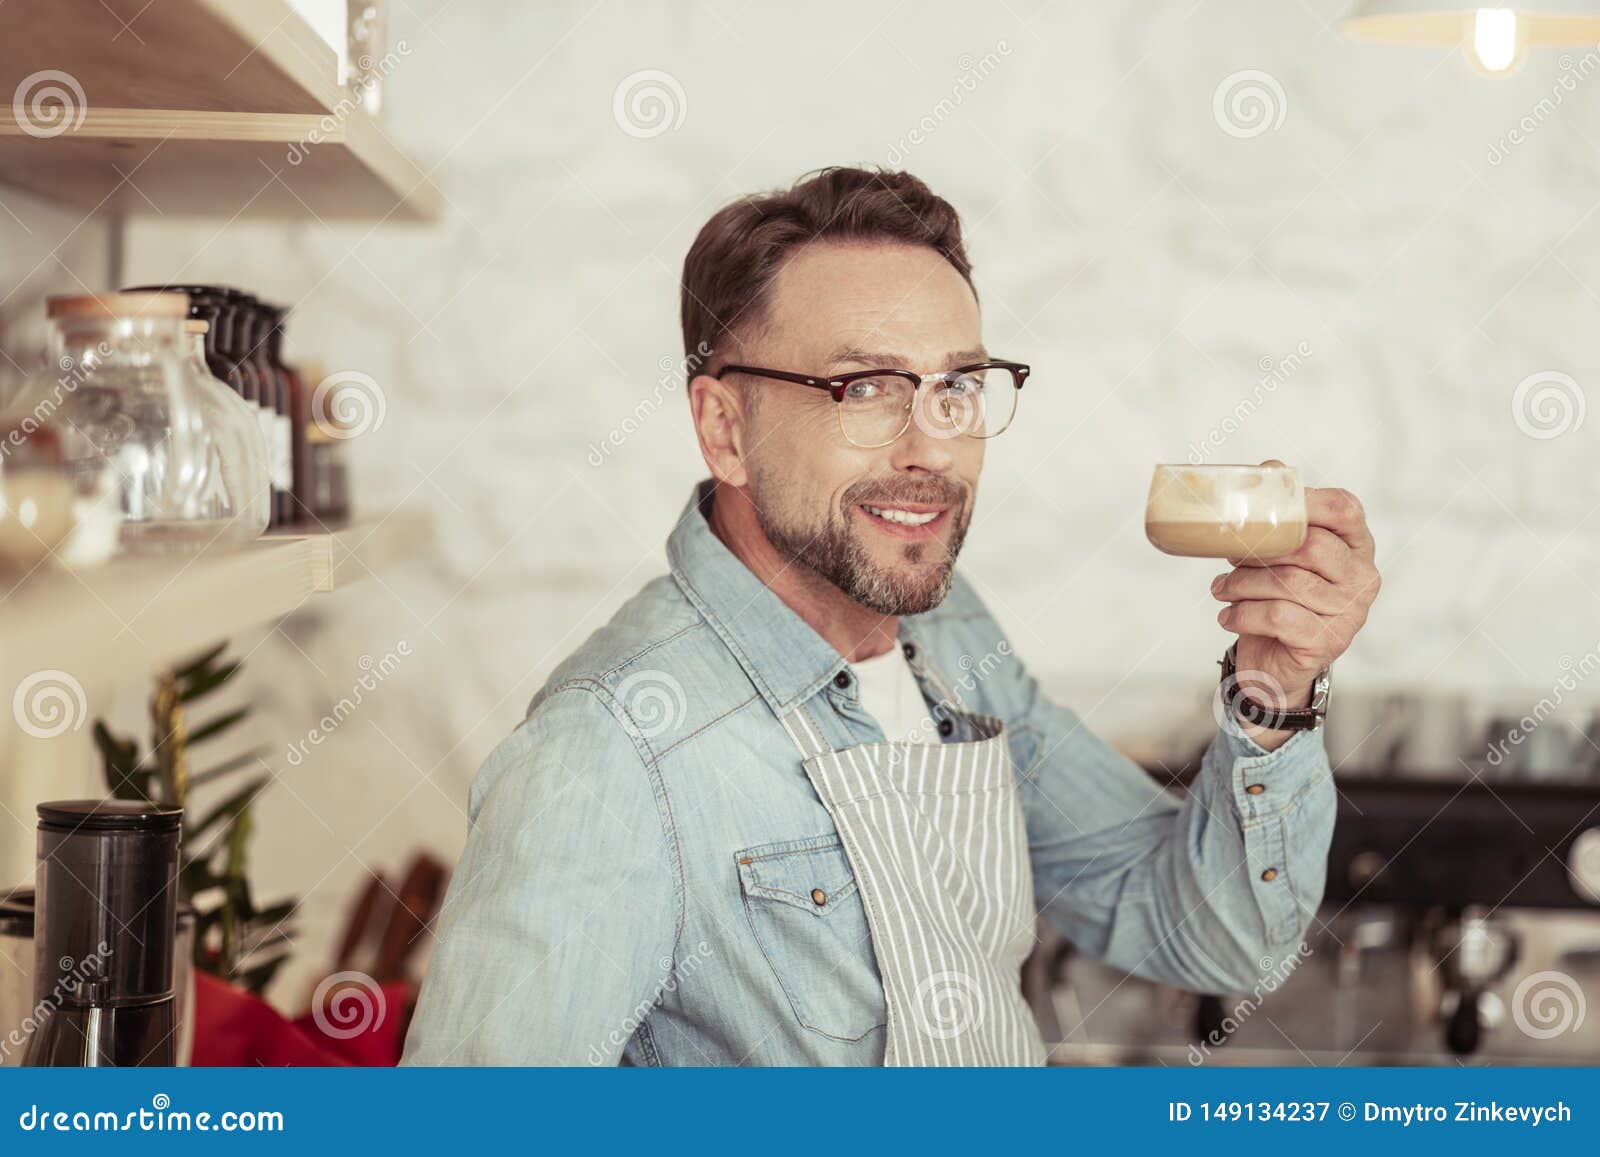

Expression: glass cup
xmin=1144 ymin=463 xmax=1307 ymax=560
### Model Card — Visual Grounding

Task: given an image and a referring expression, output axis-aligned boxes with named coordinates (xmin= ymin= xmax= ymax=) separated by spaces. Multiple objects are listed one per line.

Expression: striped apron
xmin=779 ymin=699 xmax=1045 ymax=1065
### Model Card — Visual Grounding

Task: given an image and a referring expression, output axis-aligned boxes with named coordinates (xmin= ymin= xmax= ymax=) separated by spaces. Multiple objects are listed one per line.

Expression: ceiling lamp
xmin=1341 ymin=1 xmax=1600 ymax=75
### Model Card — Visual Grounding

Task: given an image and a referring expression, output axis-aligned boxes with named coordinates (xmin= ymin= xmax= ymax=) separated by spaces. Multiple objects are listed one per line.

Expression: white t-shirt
xmin=849 ymin=644 xmax=937 ymax=744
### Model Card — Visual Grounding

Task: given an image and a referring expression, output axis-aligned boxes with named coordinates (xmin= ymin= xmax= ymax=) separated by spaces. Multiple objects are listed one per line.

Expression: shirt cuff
xmin=1220 ymin=725 xmax=1328 ymax=817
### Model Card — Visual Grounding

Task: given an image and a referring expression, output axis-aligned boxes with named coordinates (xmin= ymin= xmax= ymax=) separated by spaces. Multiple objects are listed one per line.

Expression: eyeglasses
xmin=715 ymin=360 xmax=1029 ymax=448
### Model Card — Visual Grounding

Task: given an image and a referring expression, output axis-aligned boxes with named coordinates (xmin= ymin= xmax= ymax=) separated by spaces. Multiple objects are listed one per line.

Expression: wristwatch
xmin=1218 ymin=643 xmax=1331 ymax=731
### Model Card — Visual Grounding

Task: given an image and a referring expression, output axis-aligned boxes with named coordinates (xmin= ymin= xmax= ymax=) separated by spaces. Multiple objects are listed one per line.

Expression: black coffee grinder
xmin=23 ymin=801 xmax=183 ymax=1067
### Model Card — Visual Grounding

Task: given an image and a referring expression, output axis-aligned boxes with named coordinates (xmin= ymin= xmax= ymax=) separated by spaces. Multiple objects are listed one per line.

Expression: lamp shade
xmin=1342 ymin=0 xmax=1600 ymax=44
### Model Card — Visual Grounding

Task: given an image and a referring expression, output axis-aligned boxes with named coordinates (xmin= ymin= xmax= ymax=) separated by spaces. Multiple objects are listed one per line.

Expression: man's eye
xmin=843 ymin=377 xmax=891 ymax=400
xmin=943 ymin=373 xmax=982 ymax=396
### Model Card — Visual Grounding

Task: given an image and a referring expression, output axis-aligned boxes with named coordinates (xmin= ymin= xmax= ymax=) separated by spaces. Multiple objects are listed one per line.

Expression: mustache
xmin=843 ymin=478 xmax=967 ymax=509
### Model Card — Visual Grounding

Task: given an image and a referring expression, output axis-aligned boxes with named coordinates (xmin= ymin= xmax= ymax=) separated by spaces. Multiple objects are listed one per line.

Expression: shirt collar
xmin=667 ymin=478 xmax=851 ymax=718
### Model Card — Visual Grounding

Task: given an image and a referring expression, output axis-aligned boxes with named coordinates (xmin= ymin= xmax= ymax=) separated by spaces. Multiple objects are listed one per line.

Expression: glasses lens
xmin=838 ymin=374 xmax=915 ymax=447
xmin=915 ymin=368 xmax=1018 ymax=440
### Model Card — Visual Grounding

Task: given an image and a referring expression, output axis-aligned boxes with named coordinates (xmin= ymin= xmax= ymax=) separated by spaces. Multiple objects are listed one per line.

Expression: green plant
xmin=94 ymin=642 xmax=297 ymax=994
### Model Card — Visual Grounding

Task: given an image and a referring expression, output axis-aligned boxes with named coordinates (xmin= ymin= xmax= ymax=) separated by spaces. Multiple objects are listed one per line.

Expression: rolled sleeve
xmin=1212 ymin=726 xmax=1335 ymax=950
xmin=996 ymin=650 xmax=1335 ymax=995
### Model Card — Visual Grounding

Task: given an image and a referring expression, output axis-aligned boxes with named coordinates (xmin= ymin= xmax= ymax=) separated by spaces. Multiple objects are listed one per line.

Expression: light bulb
xmin=1468 ymin=8 xmax=1524 ymax=74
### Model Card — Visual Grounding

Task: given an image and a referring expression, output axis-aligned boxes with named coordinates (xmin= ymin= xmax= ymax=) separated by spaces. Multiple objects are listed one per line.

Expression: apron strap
xmin=778 ymin=696 xmax=833 ymax=760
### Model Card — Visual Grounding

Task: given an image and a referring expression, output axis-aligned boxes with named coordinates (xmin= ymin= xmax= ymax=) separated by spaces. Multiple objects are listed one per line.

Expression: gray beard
xmin=755 ymin=487 xmax=969 ymax=616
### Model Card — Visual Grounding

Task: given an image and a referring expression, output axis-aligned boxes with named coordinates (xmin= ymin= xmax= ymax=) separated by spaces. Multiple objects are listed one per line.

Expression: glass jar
xmin=122 ymin=284 xmax=281 ymax=528
xmin=183 ymin=319 xmax=272 ymax=536
xmin=0 ymin=293 xmax=268 ymax=563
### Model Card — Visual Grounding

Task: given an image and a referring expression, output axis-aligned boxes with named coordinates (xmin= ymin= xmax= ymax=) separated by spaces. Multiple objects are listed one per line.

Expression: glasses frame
xmin=714 ymin=359 xmax=1030 ymax=448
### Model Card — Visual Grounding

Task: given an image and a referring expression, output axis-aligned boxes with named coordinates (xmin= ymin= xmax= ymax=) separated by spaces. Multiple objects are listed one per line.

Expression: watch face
xmin=1311 ymin=668 xmax=1333 ymax=715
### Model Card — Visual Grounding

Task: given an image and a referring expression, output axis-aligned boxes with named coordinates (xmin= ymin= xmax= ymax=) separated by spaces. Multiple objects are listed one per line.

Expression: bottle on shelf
xmin=264 ymin=305 xmax=311 ymax=525
xmin=182 ymin=318 xmax=272 ymax=534
xmin=123 ymin=283 xmax=244 ymax=395
xmin=296 ymin=359 xmax=350 ymax=523
xmin=246 ymin=302 xmax=299 ymax=526
xmin=226 ymin=292 xmax=287 ymax=529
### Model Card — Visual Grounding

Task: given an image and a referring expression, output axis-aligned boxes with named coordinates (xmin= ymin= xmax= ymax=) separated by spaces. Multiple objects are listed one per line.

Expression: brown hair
xmin=679 ymin=166 xmax=975 ymax=371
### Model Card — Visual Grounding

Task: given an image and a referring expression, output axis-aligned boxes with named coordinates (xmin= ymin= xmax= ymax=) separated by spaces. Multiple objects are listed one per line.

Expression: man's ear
xmin=688 ymin=372 xmax=749 ymax=488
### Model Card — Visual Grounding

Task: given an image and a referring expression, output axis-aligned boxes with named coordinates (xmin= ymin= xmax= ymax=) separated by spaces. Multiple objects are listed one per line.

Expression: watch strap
xmin=1219 ymin=644 xmax=1329 ymax=732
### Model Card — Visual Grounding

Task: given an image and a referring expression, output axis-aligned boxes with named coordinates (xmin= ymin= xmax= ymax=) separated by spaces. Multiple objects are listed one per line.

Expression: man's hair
xmin=679 ymin=166 xmax=975 ymax=371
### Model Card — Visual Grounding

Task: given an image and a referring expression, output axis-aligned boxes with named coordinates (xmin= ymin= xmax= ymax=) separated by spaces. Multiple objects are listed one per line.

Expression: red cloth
xmin=191 ymin=970 xmax=409 ymax=1067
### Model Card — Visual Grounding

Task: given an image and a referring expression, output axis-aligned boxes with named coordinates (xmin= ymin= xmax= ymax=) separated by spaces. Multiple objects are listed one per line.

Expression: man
xmin=404 ymin=167 xmax=1380 ymax=1066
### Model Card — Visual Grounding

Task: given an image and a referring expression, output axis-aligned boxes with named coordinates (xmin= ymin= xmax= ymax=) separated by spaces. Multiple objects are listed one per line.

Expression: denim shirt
xmin=403 ymin=479 xmax=1336 ymax=1066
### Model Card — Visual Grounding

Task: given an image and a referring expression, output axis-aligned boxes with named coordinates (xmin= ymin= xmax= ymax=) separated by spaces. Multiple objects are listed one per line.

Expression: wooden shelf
xmin=0 ymin=0 xmax=440 ymax=222
xmin=0 ymin=512 xmax=426 ymax=686
xmin=267 ymin=504 xmax=432 ymax=593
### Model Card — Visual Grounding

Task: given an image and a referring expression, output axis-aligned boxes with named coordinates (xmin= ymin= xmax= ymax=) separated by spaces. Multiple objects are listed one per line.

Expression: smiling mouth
xmin=856 ymin=502 xmax=951 ymax=536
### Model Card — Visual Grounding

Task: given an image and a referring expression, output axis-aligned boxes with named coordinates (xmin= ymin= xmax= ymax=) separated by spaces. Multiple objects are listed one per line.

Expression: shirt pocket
xmin=735 ymin=833 xmax=887 ymax=1042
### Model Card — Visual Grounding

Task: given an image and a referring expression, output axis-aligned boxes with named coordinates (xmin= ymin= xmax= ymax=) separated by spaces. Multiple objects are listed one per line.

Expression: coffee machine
xmin=23 ymin=801 xmax=183 ymax=1068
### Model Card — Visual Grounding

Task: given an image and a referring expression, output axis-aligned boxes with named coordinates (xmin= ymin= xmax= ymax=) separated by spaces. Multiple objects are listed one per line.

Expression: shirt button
xmin=1260 ymin=868 xmax=1279 ymax=882
xmin=1245 ymin=783 xmax=1266 ymax=795
xmin=937 ymin=719 xmax=954 ymax=737
xmin=833 ymin=670 xmax=851 ymax=689
xmin=811 ymin=888 xmax=827 ymax=906
xmin=902 ymin=642 xmax=916 ymax=660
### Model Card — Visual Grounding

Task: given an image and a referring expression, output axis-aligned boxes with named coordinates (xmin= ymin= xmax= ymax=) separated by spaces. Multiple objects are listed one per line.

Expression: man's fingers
xmin=1212 ymin=565 xmax=1344 ymax=615
xmin=1306 ymin=486 xmax=1374 ymax=555
xmin=1217 ymin=598 xmax=1323 ymax=646
xmin=1229 ymin=527 xmax=1352 ymax=584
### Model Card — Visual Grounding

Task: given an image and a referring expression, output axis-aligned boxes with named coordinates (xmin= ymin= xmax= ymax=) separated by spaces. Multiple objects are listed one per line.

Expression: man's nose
xmin=887 ymin=398 xmax=960 ymax=473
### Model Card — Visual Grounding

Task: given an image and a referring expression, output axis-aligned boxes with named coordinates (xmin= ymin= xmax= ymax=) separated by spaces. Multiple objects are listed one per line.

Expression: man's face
xmin=736 ymin=240 xmax=987 ymax=616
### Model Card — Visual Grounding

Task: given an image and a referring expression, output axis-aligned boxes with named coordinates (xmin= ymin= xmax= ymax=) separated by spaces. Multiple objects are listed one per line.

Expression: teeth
xmin=864 ymin=504 xmax=939 ymax=526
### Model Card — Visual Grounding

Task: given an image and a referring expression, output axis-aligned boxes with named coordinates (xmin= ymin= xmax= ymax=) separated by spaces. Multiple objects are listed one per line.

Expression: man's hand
xmin=1209 ymin=460 xmax=1381 ymax=750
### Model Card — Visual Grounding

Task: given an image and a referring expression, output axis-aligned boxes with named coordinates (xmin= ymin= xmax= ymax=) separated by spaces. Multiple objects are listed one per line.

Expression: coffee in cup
xmin=1145 ymin=464 xmax=1307 ymax=559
